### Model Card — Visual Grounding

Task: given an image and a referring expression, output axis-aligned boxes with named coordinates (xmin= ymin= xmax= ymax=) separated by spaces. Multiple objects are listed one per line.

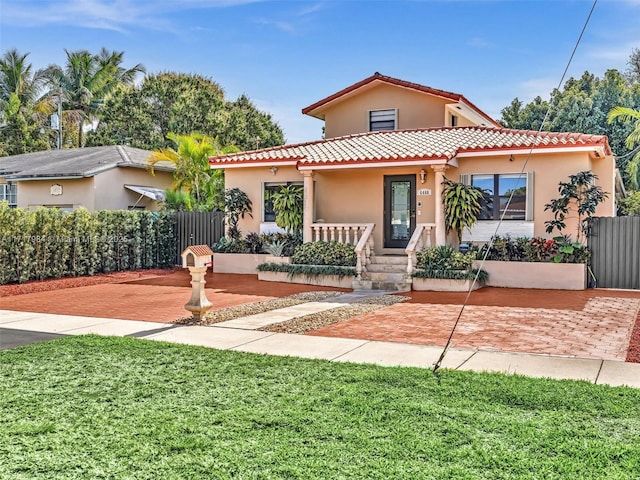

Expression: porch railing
xmin=310 ymin=223 xmax=375 ymax=279
xmin=404 ymin=223 xmax=436 ymax=276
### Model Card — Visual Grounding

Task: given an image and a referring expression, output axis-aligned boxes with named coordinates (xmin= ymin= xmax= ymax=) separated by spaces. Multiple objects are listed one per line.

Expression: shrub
xmin=476 ymin=235 xmax=588 ymax=264
xmin=257 ymin=263 xmax=356 ymax=278
xmin=618 ymin=191 xmax=640 ymax=216
xmin=292 ymin=241 xmax=357 ymax=267
xmin=414 ymin=245 xmax=486 ymax=281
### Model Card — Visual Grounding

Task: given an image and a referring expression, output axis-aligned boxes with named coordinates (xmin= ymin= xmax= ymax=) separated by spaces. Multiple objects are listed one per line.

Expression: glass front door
xmin=384 ymin=175 xmax=416 ymax=248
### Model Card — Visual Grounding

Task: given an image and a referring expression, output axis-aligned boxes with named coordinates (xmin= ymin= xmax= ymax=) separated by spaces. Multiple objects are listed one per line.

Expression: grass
xmin=1 ymin=336 xmax=639 ymax=479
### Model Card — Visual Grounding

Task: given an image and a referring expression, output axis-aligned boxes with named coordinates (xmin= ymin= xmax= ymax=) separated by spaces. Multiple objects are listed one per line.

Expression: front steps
xmin=353 ymin=255 xmax=412 ymax=292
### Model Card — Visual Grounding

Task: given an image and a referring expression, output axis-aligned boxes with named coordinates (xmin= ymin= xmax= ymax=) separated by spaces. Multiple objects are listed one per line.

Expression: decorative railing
xmin=404 ymin=223 xmax=436 ymax=276
xmin=310 ymin=223 xmax=375 ymax=279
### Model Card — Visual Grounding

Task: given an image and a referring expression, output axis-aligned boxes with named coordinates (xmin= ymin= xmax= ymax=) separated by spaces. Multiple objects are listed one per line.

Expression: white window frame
xmin=0 ymin=183 xmax=17 ymax=207
xmin=369 ymin=108 xmax=397 ymax=132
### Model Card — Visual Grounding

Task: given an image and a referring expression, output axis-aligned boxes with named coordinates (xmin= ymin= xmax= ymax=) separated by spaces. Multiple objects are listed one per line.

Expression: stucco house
xmin=0 ymin=145 xmax=174 ymax=211
xmin=210 ymin=72 xmax=616 ymax=259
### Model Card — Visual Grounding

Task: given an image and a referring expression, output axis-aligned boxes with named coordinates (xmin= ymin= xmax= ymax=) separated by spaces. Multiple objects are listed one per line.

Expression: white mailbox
xmin=180 ymin=245 xmax=214 ymax=269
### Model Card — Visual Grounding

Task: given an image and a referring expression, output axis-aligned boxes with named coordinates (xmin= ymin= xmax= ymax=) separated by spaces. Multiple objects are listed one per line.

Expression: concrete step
xmin=366 ymin=263 xmax=408 ymax=274
xmin=365 ymin=272 xmax=407 ymax=283
xmin=371 ymin=281 xmax=411 ymax=292
xmin=370 ymin=255 xmax=407 ymax=265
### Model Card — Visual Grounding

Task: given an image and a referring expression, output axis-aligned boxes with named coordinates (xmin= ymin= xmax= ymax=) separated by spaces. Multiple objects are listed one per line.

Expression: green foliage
xmin=442 ymin=178 xmax=485 ymax=242
xmin=618 ymin=190 xmax=640 ymax=215
xmin=262 ymin=240 xmax=287 ymax=256
xmin=500 ymin=66 xmax=640 ymax=189
xmin=478 ymin=235 xmax=530 ymax=262
xmin=256 ymin=262 xmax=356 ymax=279
xmin=608 ymin=106 xmax=640 ymax=189
xmin=271 ymin=184 xmax=303 ymax=234
xmin=414 ymin=245 xmax=486 ymax=280
xmin=212 ymin=232 xmax=301 ymax=255
xmin=86 ymin=73 xmax=285 ymax=151
xmin=0 ymin=203 xmax=174 ymax=284
xmin=544 ymin=171 xmax=608 ymax=243
xmin=292 ymin=241 xmax=357 ymax=267
xmin=223 ymin=188 xmax=252 ymax=241
xmin=149 ymin=132 xmax=230 ymax=211
xmin=550 ymin=236 xmax=591 ymax=264
xmin=476 ymin=234 xmax=589 ymax=264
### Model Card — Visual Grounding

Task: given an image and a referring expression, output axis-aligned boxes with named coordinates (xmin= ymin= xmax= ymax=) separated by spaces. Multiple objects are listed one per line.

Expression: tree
xmin=544 ymin=171 xmax=608 ymax=244
xmin=148 ymin=132 xmax=235 ymax=211
xmin=625 ymin=47 xmax=640 ymax=85
xmin=223 ymin=188 xmax=253 ymax=240
xmin=500 ymin=96 xmax=550 ymax=131
xmin=86 ymin=73 xmax=285 ymax=150
xmin=271 ymin=184 xmax=303 ymax=234
xmin=0 ymin=49 xmax=51 ymax=155
xmin=607 ymin=106 xmax=640 ymax=189
xmin=44 ymin=48 xmax=145 ymax=147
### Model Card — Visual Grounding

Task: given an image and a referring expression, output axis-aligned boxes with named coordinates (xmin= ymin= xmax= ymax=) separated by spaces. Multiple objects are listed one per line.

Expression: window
xmin=450 ymin=114 xmax=458 ymax=127
xmin=1 ymin=183 xmax=17 ymax=207
xmin=471 ymin=174 xmax=529 ymax=221
xmin=369 ymin=109 xmax=396 ymax=131
xmin=263 ymin=182 xmax=302 ymax=222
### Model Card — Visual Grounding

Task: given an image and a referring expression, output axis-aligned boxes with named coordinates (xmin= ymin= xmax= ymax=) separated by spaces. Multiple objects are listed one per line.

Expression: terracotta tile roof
xmin=182 ymin=245 xmax=214 ymax=256
xmin=210 ymin=126 xmax=611 ymax=169
xmin=301 ymin=72 xmax=501 ymax=128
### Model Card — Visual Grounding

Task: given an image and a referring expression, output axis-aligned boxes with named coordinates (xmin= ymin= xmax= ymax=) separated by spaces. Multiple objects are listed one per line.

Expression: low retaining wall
xmin=258 ymin=271 xmax=354 ymax=289
xmin=213 ymin=253 xmax=269 ymax=274
xmin=474 ymin=260 xmax=587 ymax=290
xmin=412 ymin=277 xmax=484 ymax=292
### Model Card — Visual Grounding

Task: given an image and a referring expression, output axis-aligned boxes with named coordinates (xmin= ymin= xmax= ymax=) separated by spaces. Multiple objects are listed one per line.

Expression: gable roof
xmin=209 ymin=126 xmax=611 ymax=171
xmin=0 ymin=145 xmax=173 ymax=181
xmin=301 ymin=72 xmax=502 ymax=128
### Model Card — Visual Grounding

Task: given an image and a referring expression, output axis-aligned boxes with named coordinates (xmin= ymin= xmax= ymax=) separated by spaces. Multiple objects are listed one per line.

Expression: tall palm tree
xmin=148 ymin=132 xmax=238 ymax=210
xmin=608 ymin=106 xmax=640 ymax=189
xmin=44 ymin=48 xmax=145 ymax=147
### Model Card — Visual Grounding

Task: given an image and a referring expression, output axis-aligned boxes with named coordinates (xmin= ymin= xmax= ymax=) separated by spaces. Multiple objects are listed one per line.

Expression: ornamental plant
xmin=224 ymin=187 xmax=252 ymax=241
xmin=272 ymin=184 xmax=303 ymax=234
xmin=442 ymin=178 xmax=485 ymax=243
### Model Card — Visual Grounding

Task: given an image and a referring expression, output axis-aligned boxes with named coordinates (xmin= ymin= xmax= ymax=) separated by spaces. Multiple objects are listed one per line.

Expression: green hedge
xmin=0 ymin=203 xmax=175 ymax=284
xmin=256 ymin=262 xmax=356 ymax=278
xmin=292 ymin=241 xmax=357 ymax=267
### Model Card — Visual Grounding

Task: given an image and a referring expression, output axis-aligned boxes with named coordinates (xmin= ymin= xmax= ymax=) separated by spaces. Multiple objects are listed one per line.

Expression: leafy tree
xmin=87 ymin=73 xmax=285 ymax=150
xmin=500 ymin=96 xmax=550 ymax=131
xmin=442 ymin=178 xmax=485 ymax=244
xmin=544 ymin=171 xmax=608 ymax=244
xmin=607 ymin=106 xmax=640 ymax=189
xmin=0 ymin=49 xmax=52 ymax=155
xmin=148 ymin=132 xmax=235 ymax=211
xmin=43 ymin=48 xmax=145 ymax=147
xmin=625 ymin=47 xmax=640 ymax=84
xmin=618 ymin=190 xmax=640 ymax=216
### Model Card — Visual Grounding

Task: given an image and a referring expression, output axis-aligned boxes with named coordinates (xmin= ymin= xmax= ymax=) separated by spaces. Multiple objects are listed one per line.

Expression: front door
xmin=384 ymin=175 xmax=416 ymax=248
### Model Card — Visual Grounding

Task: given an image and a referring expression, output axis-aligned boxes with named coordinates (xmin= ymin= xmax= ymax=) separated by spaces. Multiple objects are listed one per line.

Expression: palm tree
xmin=608 ymin=106 xmax=640 ymax=189
xmin=43 ymin=48 xmax=145 ymax=147
xmin=0 ymin=49 xmax=46 ymax=106
xmin=148 ymin=132 xmax=238 ymax=210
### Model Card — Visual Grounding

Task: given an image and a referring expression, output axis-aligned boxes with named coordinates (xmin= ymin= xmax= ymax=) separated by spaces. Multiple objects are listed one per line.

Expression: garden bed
xmin=258 ymin=270 xmax=355 ymax=289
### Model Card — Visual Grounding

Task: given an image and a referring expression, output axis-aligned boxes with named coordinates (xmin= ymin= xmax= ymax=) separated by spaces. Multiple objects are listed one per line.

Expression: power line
xmin=432 ymin=0 xmax=599 ymax=374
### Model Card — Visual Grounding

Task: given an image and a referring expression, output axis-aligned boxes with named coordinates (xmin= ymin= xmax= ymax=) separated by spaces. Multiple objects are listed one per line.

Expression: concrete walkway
xmin=1 ymin=308 xmax=639 ymax=389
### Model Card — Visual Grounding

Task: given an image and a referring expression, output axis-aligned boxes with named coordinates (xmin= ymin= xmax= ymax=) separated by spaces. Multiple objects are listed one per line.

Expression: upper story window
xmin=369 ymin=109 xmax=396 ymax=132
xmin=450 ymin=114 xmax=458 ymax=127
xmin=471 ymin=173 xmax=529 ymax=221
xmin=1 ymin=183 xmax=17 ymax=207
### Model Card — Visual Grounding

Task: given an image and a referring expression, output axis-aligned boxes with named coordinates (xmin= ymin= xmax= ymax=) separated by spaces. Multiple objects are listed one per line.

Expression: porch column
xmin=432 ymin=164 xmax=449 ymax=246
xmin=302 ymin=170 xmax=315 ymax=243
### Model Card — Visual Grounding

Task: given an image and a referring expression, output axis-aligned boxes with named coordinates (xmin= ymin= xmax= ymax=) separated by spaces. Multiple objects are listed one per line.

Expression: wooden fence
xmin=588 ymin=216 xmax=640 ymax=290
xmin=173 ymin=211 xmax=225 ymax=264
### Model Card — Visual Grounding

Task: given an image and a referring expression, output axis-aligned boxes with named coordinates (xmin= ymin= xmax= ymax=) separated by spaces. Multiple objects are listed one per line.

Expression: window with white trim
xmin=369 ymin=109 xmax=396 ymax=131
xmin=461 ymin=173 xmax=533 ymax=221
xmin=1 ymin=183 xmax=17 ymax=207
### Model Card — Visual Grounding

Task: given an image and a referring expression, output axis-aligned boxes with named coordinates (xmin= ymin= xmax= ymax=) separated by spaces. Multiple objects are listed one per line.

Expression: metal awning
xmin=125 ymin=185 xmax=166 ymax=202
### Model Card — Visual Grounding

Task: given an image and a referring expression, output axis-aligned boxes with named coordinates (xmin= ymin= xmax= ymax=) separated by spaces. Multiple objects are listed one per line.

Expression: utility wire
xmin=433 ymin=0 xmax=599 ymax=374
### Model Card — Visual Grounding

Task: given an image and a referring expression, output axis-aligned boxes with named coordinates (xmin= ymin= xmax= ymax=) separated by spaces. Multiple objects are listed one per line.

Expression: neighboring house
xmin=210 ymin=72 xmax=617 ymax=253
xmin=0 ymin=146 xmax=174 ymax=211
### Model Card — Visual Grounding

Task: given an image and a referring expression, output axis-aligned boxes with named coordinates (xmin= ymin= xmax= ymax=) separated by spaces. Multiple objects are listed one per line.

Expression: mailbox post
xmin=180 ymin=245 xmax=214 ymax=320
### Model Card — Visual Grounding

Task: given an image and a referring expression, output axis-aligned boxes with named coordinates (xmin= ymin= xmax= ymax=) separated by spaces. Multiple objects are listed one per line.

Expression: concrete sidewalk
xmin=1 ymin=308 xmax=639 ymax=389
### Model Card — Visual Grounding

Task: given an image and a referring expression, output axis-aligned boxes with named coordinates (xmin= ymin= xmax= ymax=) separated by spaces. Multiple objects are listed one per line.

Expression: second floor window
xmin=369 ymin=109 xmax=396 ymax=131
xmin=1 ymin=183 xmax=17 ymax=207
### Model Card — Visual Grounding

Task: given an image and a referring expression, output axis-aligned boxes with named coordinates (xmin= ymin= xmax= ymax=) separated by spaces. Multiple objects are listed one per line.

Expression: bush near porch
xmin=258 ymin=241 xmax=357 ymax=279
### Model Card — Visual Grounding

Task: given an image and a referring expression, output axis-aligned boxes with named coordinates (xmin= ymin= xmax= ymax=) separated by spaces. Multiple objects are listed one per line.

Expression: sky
xmin=1 ymin=0 xmax=639 ymax=144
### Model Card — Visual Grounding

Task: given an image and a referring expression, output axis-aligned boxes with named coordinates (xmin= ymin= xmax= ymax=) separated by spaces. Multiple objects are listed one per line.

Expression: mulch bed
xmin=1 ymin=272 xmax=638 ymax=364
xmin=0 ymin=269 xmax=175 ymax=297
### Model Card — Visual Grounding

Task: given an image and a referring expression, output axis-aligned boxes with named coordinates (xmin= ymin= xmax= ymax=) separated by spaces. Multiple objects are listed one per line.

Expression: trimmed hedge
xmin=256 ymin=262 xmax=356 ymax=278
xmin=0 ymin=203 xmax=175 ymax=284
xmin=292 ymin=241 xmax=357 ymax=267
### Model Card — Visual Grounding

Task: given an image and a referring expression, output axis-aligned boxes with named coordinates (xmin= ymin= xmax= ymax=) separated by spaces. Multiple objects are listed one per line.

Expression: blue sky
xmin=1 ymin=0 xmax=639 ymax=144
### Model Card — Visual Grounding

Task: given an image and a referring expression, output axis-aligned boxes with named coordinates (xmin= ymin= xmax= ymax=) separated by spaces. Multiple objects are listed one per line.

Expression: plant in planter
xmin=414 ymin=245 xmax=487 ymax=281
xmin=224 ymin=187 xmax=252 ymax=241
xmin=271 ymin=184 xmax=303 ymax=234
xmin=442 ymin=178 xmax=485 ymax=244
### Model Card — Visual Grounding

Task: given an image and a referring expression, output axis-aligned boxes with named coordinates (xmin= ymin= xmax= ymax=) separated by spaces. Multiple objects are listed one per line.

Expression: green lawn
xmin=1 ymin=336 xmax=639 ymax=479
